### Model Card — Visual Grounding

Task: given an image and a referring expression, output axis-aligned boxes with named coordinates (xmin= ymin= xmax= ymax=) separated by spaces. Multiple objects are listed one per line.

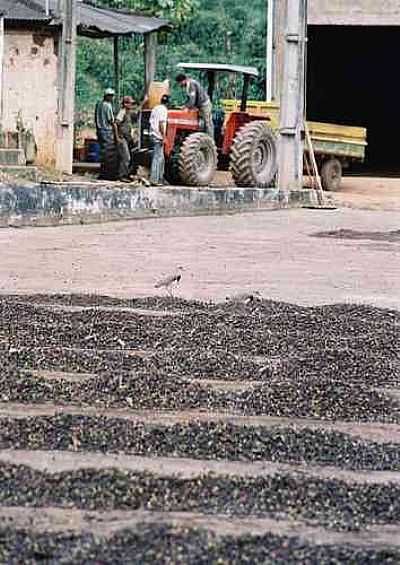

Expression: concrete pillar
xmin=277 ymin=0 xmax=307 ymax=201
xmin=0 ymin=16 xmax=4 ymax=121
xmin=56 ymin=0 xmax=77 ymax=174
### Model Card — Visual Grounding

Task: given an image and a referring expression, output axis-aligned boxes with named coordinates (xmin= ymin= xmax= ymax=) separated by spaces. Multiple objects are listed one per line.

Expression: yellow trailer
xmin=222 ymin=100 xmax=368 ymax=191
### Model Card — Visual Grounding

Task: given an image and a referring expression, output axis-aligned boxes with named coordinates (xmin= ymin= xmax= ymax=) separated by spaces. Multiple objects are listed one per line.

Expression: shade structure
xmin=0 ymin=0 xmax=171 ymax=37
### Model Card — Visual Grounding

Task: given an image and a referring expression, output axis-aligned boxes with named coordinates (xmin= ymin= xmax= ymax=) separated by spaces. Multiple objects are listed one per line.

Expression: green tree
xmin=94 ymin=0 xmax=199 ymax=22
xmin=75 ymin=0 xmax=267 ymax=114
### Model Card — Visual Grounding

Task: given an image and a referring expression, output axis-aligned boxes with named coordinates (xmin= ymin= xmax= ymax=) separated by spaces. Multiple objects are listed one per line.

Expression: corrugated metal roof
xmin=0 ymin=0 xmax=51 ymax=22
xmin=77 ymin=3 xmax=171 ymax=37
xmin=0 ymin=1 xmax=170 ymax=35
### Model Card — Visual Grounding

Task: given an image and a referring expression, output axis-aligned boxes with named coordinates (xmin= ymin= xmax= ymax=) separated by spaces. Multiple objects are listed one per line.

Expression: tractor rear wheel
xmin=178 ymin=133 xmax=217 ymax=186
xmin=230 ymin=121 xmax=278 ymax=187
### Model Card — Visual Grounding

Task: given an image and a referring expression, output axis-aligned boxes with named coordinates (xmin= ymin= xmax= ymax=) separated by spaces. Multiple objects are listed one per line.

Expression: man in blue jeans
xmin=149 ymin=94 xmax=170 ymax=186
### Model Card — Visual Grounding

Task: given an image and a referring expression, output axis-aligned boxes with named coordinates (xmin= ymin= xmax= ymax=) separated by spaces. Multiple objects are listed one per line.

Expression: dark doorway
xmin=307 ymin=26 xmax=400 ymax=174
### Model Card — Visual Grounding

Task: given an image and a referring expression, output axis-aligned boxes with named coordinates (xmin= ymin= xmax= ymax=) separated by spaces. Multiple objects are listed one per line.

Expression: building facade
xmin=2 ymin=26 xmax=59 ymax=166
xmin=0 ymin=1 xmax=168 ymax=173
xmin=306 ymin=0 xmax=400 ymax=170
xmin=274 ymin=0 xmax=400 ymax=172
xmin=308 ymin=0 xmax=400 ymax=26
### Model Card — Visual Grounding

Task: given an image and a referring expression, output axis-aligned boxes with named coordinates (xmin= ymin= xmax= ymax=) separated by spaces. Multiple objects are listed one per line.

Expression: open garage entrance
xmin=307 ymin=26 xmax=400 ymax=174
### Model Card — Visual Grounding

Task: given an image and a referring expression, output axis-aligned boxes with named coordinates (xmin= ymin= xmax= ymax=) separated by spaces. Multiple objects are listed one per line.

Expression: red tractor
xmin=133 ymin=63 xmax=278 ymax=187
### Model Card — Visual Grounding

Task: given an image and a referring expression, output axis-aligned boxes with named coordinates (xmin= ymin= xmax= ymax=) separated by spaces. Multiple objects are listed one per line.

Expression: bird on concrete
xmin=154 ymin=267 xmax=183 ymax=296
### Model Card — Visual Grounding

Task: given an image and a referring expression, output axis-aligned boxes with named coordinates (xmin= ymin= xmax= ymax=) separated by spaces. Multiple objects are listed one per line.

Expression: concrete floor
xmin=0 ymin=205 xmax=399 ymax=310
xmin=333 ymin=176 xmax=400 ymax=211
xmin=1 ymin=181 xmax=400 ymax=552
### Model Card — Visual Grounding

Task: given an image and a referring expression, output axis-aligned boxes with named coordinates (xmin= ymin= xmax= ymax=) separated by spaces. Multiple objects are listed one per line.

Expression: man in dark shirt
xmin=95 ymin=87 xmax=115 ymax=178
xmin=115 ymin=95 xmax=136 ymax=181
xmin=176 ymin=74 xmax=214 ymax=138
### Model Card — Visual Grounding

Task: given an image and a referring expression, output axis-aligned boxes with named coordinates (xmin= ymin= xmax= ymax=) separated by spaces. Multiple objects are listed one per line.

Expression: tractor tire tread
xmin=230 ymin=121 xmax=277 ymax=187
xmin=321 ymin=158 xmax=343 ymax=191
xmin=178 ymin=132 xmax=217 ymax=186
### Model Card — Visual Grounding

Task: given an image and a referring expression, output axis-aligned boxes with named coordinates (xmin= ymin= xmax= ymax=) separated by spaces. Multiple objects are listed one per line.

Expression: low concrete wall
xmin=0 ymin=182 xmax=318 ymax=227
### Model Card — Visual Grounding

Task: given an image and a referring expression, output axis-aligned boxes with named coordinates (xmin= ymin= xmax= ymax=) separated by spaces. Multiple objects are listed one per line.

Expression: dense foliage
xmin=76 ymin=0 xmax=267 ymax=114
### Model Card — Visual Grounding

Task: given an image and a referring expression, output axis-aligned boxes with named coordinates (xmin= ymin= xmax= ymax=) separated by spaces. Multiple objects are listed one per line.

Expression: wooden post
xmin=144 ymin=32 xmax=157 ymax=94
xmin=56 ymin=0 xmax=77 ymax=174
xmin=241 ymin=75 xmax=250 ymax=112
xmin=207 ymin=71 xmax=215 ymax=101
xmin=277 ymin=0 xmax=307 ymax=202
xmin=113 ymin=36 xmax=120 ymax=102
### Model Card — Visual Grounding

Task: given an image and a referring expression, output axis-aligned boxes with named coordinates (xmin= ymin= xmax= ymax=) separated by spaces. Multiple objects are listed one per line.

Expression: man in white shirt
xmin=149 ymin=94 xmax=170 ymax=186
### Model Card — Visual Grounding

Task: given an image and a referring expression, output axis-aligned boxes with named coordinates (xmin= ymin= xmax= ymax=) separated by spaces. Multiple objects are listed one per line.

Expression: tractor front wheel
xmin=178 ymin=133 xmax=217 ymax=186
xmin=164 ymin=144 xmax=183 ymax=185
xmin=230 ymin=121 xmax=278 ymax=187
xmin=102 ymin=140 xmax=119 ymax=180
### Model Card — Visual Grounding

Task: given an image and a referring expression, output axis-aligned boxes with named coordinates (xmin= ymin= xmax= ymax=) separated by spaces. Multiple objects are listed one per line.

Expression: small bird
xmin=154 ymin=267 xmax=183 ymax=296
xmin=70 ymin=432 xmax=81 ymax=452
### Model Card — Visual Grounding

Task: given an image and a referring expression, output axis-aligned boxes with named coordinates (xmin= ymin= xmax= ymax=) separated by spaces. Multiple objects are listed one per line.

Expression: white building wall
xmin=309 ymin=0 xmax=400 ymax=25
xmin=2 ymin=29 xmax=59 ymax=166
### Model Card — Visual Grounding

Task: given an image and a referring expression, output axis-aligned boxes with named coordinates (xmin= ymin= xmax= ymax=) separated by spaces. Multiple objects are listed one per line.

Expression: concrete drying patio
xmin=0 ymin=206 xmax=399 ymax=309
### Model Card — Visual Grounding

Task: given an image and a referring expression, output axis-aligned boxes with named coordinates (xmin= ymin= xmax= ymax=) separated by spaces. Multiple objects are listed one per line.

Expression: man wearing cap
xmin=149 ymin=94 xmax=170 ymax=186
xmin=115 ymin=95 xmax=136 ymax=182
xmin=95 ymin=88 xmax=115 ymax=178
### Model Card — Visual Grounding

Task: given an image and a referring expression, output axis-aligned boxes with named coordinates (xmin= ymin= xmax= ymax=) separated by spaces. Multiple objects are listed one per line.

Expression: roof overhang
xmin=4 ymin=1 xmax=171 ymax=37
xmin=0 ymin=0 xmax=53 ymax=25
xmin=76 ymin=2 xmax=171 ymax=38
xmin=177 ymin=63 xmax=259 ymax=78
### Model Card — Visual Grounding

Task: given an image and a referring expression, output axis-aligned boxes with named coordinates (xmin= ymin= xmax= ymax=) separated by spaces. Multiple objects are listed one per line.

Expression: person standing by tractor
xmin=176 ymin=73 xmax=214 ymax=138
xmin=115 ymin=95 xmax=136 ymax=182
xmin=149 ymin=94 xmax=170 ymax=186
xmin=95 ymin=88 xmax=116 ymax=179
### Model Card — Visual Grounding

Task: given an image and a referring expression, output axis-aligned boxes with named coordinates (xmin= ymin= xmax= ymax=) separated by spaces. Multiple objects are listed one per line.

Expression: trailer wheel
xmin=321 ymin=158 xmax=342 ymax=191
xmin=178 ymin=133 xmax=217 ymax=186
xmin=230 ymin=121 xmax=278 ymax=187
